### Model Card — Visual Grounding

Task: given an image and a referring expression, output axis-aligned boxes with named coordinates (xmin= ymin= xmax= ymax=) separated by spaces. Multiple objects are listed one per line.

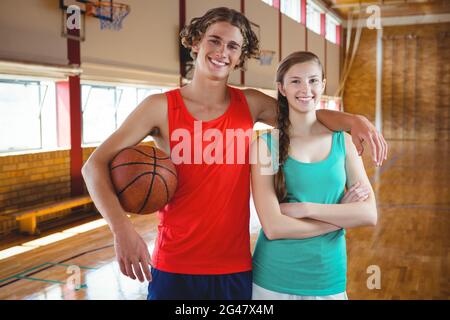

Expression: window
xmin=306 ymin=0 xmax=322 ymax=35
xmin=0 ymin=78 xmax=56 ymax=153
xmin=82 ymin=85 xmax=116 ymax=145
xmin=0 ymin=78 xmax=172 ymax=153
xmin=326 ymin=15 xmax=339 ymax=44
xmin=81 ymin=84 xmax=169 ymax=145
xmin=281 ymin=0 xmax=301 ymax=22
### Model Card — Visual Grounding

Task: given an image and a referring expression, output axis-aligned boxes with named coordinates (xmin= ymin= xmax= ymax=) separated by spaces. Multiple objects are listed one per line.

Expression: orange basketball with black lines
xmin=109 ymin=145 xmax=177 ymax=215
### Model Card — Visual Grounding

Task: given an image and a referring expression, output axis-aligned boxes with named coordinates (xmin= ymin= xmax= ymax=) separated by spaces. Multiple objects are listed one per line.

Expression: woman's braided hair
xmin=274 ymin=51 xmax=324 ymax=202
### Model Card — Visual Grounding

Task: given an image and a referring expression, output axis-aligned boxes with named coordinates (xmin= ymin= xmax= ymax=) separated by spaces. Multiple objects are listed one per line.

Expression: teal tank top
xmin=252 ymin=131 xmax=347 ymax=296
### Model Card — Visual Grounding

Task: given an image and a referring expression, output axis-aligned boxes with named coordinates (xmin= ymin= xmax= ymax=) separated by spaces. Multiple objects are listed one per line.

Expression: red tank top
xmin=151 ymin=86 xmax=254 ymax=274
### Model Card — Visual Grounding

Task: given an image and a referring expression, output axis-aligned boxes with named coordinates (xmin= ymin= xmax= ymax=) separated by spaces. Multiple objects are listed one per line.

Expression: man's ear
xmin=192 ymin=40 xmax=200 ymax=53
xmin=277 ymin=82 xmax=286 ymax=97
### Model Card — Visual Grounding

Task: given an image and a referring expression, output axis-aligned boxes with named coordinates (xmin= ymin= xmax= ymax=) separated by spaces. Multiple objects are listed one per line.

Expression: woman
xmin=251 ymin=51 xmax=378 ymax=300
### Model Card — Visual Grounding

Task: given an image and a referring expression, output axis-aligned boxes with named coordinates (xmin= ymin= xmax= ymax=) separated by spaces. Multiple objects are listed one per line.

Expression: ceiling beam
xmin=332 ymin=0 xmax=444 ymax=10
xmin=342 ymin=12 xmax=450 ymax=27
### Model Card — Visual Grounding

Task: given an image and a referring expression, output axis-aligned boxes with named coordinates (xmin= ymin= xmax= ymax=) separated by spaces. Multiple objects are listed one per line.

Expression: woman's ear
xmin=321 ymin=78 xmax=327 ymax=94
xmin=277 ymin=82 xmax=286 ymax=97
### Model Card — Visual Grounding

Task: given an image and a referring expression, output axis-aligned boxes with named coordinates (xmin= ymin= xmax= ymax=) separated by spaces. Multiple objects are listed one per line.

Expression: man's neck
xmin=184 ymin=72 xmax=229 ymax=106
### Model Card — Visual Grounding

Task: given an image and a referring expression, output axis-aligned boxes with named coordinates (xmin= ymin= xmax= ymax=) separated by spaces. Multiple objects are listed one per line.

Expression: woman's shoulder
xmin=341 ymin=131 xmax=352 ymax=144
xmin=341 ymin=131 xmax=359 ymax=158
xmin=313 ymin=125 xmax=349 ymax=155
xmin=313 ymin=122 xmax=335 ymax=137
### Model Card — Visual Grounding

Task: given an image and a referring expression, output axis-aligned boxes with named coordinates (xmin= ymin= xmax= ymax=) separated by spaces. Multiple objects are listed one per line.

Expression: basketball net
xmin=86 ymin=1 xmax=130 ymax=31
xmin=259 ymin=50 xmax=275 ymax=66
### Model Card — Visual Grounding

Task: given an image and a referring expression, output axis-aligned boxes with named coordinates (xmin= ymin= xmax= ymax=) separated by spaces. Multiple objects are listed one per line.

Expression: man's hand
xmin=340 ymin=182 xmax=370 ymax=204
xmin=113 ymin=221 xmax=153 ymax=283
xmin=351 ymin=115 xmax=388 ymax=166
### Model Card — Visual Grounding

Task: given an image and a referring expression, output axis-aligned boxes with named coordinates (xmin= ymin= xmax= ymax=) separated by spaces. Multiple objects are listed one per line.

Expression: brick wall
xmin=0 ymin=149 xmax=73 ymax=236
xmin=0 ymin=141 xmax=154 ymax=237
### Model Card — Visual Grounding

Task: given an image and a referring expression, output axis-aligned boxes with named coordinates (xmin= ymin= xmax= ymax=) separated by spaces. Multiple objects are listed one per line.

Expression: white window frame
xmin=281 ymin=0 xmax=301 ymax=23
xmin=261 ymin=0 xmax=274 ymax=6
xmin=306 ymin=0 xmax=322 ymax=35
xmin=0 ymin=77 xmax=56 ymax=154
xmin=81 ymin=83 xmax=171 ymax=146
xmin=326 ymin=14 xmax=339 ymax=43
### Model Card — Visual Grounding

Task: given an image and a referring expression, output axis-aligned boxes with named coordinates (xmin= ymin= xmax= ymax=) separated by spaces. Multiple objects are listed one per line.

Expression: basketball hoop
xmin=86 ymin=1 xmax=130 ymax=31
xmin=259 ymin=50 xmax=275 ymax=66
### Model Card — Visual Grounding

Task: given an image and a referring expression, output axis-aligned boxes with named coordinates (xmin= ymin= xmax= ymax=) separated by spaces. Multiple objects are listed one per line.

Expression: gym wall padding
xmin=245 ymin=0 xmax=279 ymax=90
xmin=281 ymin=16 xmax=306 ymax=60
xmin=80 ymin=0 xmax=180 ymax=86
xmin=307 ymin=29 xmax=325 ymax=71
xmin=0 ymin=0 xmax=68 ymax=66
xmin=326 ymin=42 xmax=340 ymax=96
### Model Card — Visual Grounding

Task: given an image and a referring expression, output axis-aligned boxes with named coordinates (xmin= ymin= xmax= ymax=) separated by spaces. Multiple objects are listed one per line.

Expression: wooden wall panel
xmin=343 ymin=29 xmax=377 ymax=123
xmin=437 ymin=32 xmax=450 ymax=141
xmin=382 ymin=37 xmax=393 ymax=139
xmin=344 ymin=23 xmax=450 ymax=140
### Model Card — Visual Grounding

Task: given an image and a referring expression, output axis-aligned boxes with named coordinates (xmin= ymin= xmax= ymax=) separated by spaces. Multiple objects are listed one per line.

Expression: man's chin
xmin=207 ymin=73 xmax=229 ymax=82
xmin=205 ymin=69 xmax=230 ymax=81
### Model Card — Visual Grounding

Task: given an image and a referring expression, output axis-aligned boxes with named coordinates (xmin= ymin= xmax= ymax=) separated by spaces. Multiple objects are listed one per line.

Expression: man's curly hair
xmin=180 ymin=7 xmax=260 ymax=70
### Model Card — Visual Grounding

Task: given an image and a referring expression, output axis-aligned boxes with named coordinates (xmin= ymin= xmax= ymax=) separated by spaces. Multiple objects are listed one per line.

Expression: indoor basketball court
xmin=0 ymin=0 xmax=448 ymax=301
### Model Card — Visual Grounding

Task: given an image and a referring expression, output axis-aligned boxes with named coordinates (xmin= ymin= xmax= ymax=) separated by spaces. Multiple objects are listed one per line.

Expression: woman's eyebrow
xmin=288 ymin=75 xmax=320 ymax=79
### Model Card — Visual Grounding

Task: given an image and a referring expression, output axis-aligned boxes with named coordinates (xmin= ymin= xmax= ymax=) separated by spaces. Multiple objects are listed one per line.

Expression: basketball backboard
xmin=59 ymin=0 xmax=114 ymax=22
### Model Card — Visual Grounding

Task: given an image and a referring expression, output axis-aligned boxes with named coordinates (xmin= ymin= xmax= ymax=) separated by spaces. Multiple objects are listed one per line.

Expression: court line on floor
xmin=0 ymin=263 xmax=49 ymax=284
xmin=0 ymin=262 xmax=94 ymax=289
xmin=0 ymin=245 xmax=112 ymax=289
xmin=15 ymin=274 xmax=88 ymax=289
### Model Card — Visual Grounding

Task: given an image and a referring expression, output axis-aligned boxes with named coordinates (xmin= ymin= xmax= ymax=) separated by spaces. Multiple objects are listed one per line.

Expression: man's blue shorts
xmin=147 ymin=268 xmax=252 ymax=300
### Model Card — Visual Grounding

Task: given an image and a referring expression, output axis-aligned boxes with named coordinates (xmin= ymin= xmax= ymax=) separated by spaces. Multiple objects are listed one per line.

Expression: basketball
xmin=109 ymin=145 xmax=177 ymax=215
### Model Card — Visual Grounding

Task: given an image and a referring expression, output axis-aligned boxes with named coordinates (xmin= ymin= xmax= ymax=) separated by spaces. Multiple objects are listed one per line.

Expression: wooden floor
xmin=0 ymin=140 xmax=448 ymax=300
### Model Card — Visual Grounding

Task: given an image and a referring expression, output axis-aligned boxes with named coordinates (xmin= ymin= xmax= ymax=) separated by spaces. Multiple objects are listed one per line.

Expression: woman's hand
xmin=340 ymin=182 xmax=370 ymax=204
xmin=279 ymin=182 xmax=371 ymax=219
xmin=279 ymin=202 xmax=309 ymax=219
